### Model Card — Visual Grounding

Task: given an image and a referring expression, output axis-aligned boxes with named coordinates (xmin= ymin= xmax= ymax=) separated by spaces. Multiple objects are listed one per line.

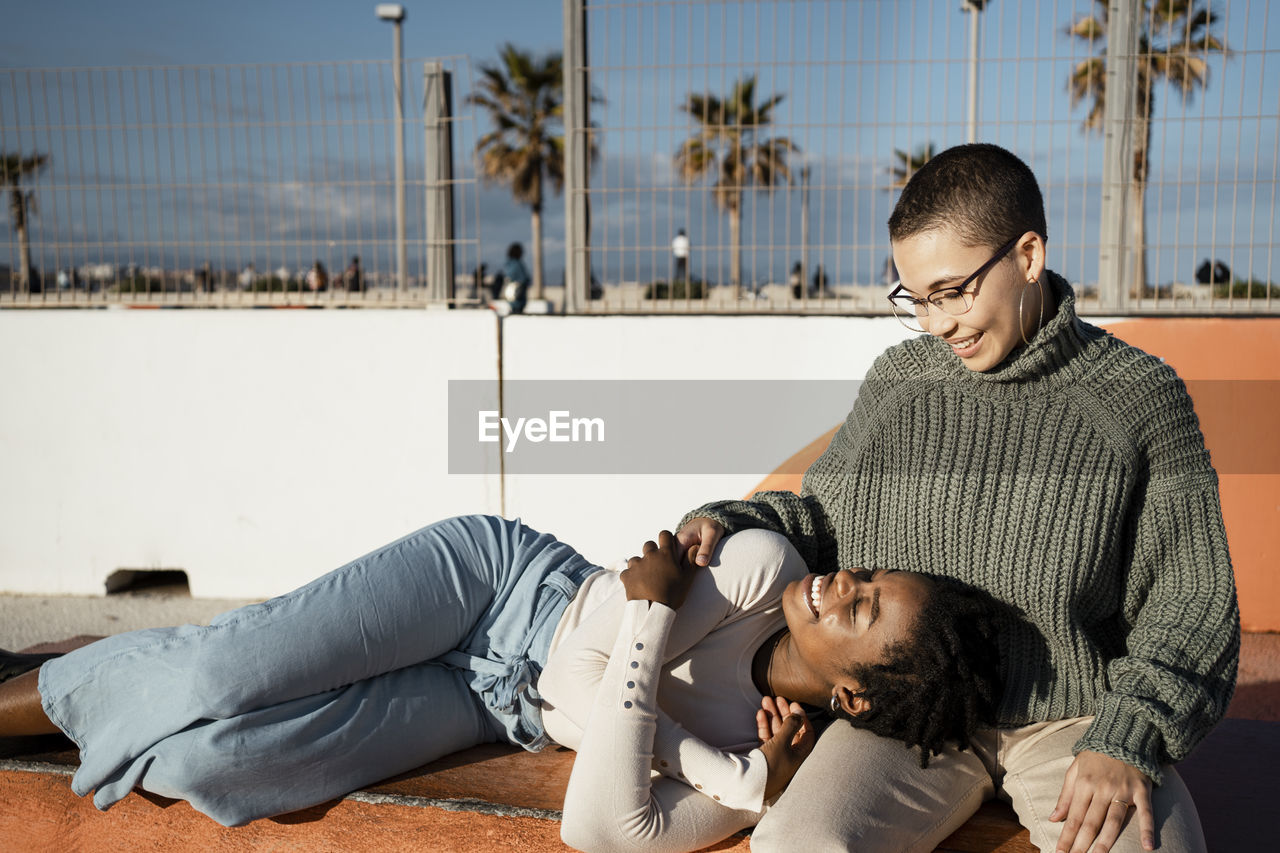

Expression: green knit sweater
xmin=681 ymin=272 xmax=1240 ymax=784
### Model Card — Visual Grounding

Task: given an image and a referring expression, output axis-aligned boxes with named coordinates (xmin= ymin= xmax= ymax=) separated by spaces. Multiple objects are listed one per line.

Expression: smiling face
xmin=781 ymin=568 xmax=932 ymax=712
xmin=891 ymin=227 xmax=1048 ymax=373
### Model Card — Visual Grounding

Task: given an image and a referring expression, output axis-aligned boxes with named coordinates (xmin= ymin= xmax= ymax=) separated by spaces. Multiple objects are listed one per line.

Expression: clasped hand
xmin=675 ymin=516 xmax=726 ymax=568
xmin=621 ymin=530 xmax=702 ymax=609
xmin=756 ymin=695 xmax=815 ymax=800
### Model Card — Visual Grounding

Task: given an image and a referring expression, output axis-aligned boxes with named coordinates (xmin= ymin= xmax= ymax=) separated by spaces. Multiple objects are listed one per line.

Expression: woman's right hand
xmin=756 ymin=695 xmax=815 ymax=801
xmin=675 ymin=517 xmax=725 ymax=567
xmin=621 ymin=530 xmax=702 ymax=609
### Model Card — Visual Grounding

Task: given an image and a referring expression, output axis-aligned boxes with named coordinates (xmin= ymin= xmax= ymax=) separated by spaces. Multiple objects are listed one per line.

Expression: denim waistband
xmin=439 ymin=551 xmax=601 ymax=751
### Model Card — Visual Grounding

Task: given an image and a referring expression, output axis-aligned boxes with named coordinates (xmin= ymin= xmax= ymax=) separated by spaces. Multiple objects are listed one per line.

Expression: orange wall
xmin=1105 ymin=319 xmax=1279 ymax=633
xmin=751 ymin=318 xmax=1280 ymax=632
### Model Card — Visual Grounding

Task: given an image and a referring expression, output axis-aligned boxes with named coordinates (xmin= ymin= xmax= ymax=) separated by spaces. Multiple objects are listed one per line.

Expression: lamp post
xmin=962 ymin=0 xmax=987 ymax=144
xmin=376 ymin=4 xmax=407 ymax=295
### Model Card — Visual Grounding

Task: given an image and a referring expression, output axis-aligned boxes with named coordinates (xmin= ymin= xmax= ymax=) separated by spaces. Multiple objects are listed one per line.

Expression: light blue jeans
xmin=38 ymin=515 xmax=601 ymax=826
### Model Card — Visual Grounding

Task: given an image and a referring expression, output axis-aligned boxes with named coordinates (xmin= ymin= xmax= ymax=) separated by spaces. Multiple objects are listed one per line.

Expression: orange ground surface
xmin=2 ymin=631 xmax=1276 ymax=852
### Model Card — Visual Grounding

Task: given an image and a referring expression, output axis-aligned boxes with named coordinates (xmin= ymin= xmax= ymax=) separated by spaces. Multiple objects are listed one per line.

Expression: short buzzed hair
xmin=888 ymin=143 xmax=1047 ymax=250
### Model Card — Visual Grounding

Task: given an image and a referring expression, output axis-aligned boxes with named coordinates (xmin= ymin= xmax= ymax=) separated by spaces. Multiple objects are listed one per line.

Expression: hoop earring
xmin=829 ymin=694 xmax=841 ymax=715
xmin=1019 ymin=277 xmax=1045 ymax=346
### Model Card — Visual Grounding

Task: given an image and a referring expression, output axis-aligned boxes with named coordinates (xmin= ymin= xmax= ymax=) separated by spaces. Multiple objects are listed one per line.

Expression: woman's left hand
xmin=756 ymin=695 xmax=815 ymax=800
xmin=1049 ymin=750 xmax=1154 ymax=853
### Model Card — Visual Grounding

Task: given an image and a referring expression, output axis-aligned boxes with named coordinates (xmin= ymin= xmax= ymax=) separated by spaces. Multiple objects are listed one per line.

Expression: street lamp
xmin=961 ymin=0 xmax=987 ymax=144
xmin=376 ymin=4 xmax=407 ymax=295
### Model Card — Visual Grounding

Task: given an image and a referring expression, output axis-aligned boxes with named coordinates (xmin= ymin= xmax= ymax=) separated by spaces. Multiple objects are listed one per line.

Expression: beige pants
xmin=750 ymin=717 xmax=1207 ymax=853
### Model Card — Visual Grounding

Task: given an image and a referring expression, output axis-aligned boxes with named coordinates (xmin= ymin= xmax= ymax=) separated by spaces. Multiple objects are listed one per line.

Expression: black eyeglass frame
xmin=886 ymin=234 xmax=1022 ymax=321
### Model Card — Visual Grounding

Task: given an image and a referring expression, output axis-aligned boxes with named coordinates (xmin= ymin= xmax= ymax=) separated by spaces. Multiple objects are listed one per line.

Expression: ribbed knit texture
xmin=680 ymin=272 xmax=1240 ymax=783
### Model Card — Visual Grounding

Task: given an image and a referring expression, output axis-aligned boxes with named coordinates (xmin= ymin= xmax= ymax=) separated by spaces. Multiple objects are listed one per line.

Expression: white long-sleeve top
xmin=538 ymin=529 xmax=808 ymax=852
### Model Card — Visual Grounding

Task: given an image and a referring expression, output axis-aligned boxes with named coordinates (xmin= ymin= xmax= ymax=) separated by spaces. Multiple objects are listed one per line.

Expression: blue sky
xmin=2 ymin=1 xmax=1276 ymax=289
xmin=0 ymin=0 xmax=563 ymax=69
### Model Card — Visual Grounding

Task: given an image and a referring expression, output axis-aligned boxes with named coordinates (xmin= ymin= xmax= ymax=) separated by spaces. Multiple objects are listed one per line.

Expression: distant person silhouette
xmin=196 ymin=262 xmax=212 ymax=294
xmin=672 ymin=228 xmax=691 ymax=281
xmin=500 ymin=243 xmax=531 ymax=314
xmin=882 ymin=254 xmax=899 ymax=286
xmin=811 ymin=264 xmax=829 ymax=296
xmin=345 ymin=256 xmax=363 ymax=293
xmin=1195 ymin=258 xmax=1231 ymax=285
xmin=790 ymin=261 xmax=805 ymax=299
xmin=306 ymin=261 xmax=328 ymax=292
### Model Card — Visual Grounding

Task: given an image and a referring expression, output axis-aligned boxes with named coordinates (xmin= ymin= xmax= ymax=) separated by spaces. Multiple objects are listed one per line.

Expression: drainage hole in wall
xmin=105 ymin=569 xmax=191 ymax=597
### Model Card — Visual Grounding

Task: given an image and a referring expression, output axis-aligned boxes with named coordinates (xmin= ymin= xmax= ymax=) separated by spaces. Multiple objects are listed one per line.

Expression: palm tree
xmin=467 ymin=44 xmax=575 ymax=301
xmin=675 ymin=76 xmax=798 ymax=293
xmin=1066 ymin=0 xmax=1229 ymax=296
xmin=887 ymin=143 xmax=936 ymax=191
xmin=2 ymin=153 xmax=50 ymax=293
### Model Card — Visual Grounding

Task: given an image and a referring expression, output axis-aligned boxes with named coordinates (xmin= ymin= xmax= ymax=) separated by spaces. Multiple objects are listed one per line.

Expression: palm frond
xmin=1065 ymin=0 xmax=1228 ymax=136
xmin=1066 ymin=14 xmax=1106 ymax=41
xmin=675 ymin=137 xmax=717 ymax=182
xmin=1151 ymin=51 xmax=1209 ymax=96
xmin=751 ymin=147 xmax=791 ymax=189
xmin=713 ymin=149 xmax=750 ymax=212
xmin=3 ymin=154 xmax=49 ymax=233
xmin=675 ymin=75 xmax=799 ymax=213
xmin=468 ymin=44 xmax=570 ymax=213
xmin=744 ymin=92 xmax=786 ymax=127
xmin=884 ymin=143 xmax=935 ymax=190
xmin=1067 ymin=56 xmax=1106 ymax=106
xmin=1 ymin=153 xmax=50 ymax=188
xmin=680 ymin=94 xmax=726 ymax=130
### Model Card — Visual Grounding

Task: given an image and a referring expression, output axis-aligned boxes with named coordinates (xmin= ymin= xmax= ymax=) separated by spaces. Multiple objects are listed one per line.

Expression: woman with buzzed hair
xmin=679 ymin=144 xmax=1237 ymax=853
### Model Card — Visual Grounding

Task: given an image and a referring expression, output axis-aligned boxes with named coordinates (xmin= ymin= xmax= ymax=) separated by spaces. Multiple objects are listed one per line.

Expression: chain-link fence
xmin=562 ymin=0 xmax=1279 ymax=314
xmin=1 ymin=57 xmax=481 ymax=306
xmin=4 ymin=3 xmax=1277 ymax=315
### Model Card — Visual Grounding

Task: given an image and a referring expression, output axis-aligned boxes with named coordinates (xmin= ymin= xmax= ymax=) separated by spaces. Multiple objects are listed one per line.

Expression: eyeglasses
xmin=886 ymin=235 xmax=1021 ymax=333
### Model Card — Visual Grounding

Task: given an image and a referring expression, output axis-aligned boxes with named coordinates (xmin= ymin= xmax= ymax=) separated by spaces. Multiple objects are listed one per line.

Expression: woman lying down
xmin=0 ymin=517 xmax=1002 ymax=853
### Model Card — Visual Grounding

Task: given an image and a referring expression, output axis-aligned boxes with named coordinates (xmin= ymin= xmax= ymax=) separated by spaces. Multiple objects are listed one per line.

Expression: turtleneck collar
xmin=923 ymin=270 xmax=1106 ymax=387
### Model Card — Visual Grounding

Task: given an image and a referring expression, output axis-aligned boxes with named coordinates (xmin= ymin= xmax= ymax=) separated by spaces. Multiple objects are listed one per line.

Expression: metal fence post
xmin=800 ymin=166 xmax=810 ymax=293
xmin=563 ymin=0 xmax=589 ymax=314
xmin=424 ymin=62 xmax=455 ymax=304
xmin=1097 ymin=0 xmax=1139 ymax=312
xmin=390 ymin=19 xmax=408 ymax=295
xmin=963 ymin=0 xmax=983 ymax=144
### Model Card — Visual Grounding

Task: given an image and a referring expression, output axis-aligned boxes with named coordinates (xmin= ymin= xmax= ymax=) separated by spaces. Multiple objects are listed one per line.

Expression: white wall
xmin=500 ymin=315 xmax=912 ymax=568
xmin=0 ymin=310 xmax=908 ymax=598
xmin=0 ymin=309 xmax=503 ymax=598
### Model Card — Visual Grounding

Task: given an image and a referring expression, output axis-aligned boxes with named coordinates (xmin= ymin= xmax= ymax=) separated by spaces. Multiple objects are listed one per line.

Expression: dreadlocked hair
xmin=835 ymin=575 xmax=1003 ymax=768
